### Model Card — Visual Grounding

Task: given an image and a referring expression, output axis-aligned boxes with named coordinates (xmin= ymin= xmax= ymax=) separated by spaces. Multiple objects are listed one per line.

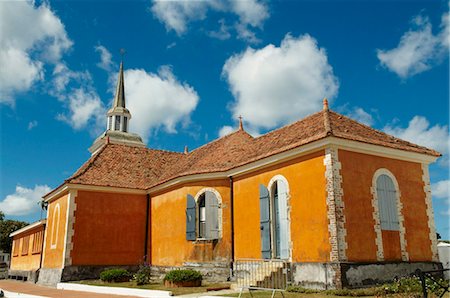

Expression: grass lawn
xmin=224 ymin=291 xmax=350 ymax=298
xmin=76 ymin=279 xmax=232 ymax=296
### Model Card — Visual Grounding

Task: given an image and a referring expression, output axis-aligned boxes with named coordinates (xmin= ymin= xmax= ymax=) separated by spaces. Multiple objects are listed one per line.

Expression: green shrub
xmin=134 ymin=264 xmax=152 ymax=285
xmin=163 ymin=269 xmax=202 ymax=283
xmin=286 ymin=286 xmax=319 ymax=294
xmin=99 ymin=268 xmax=131 ymax=283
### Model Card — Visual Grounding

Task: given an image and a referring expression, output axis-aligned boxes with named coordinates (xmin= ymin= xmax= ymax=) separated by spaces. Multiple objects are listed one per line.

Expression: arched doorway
xmin=260 ymin=177 xmax=290 ymax=259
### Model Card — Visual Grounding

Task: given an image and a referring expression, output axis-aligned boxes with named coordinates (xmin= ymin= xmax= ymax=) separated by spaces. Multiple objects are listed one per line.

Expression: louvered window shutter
xmin=376 ymin=174 xmax=399 ymax=231
xmin=205 ymin=191 xmax=219 ymax=239
xmin=186 ymin=194 xmax=196 ymax=240
xmin=259 ymin=184 xmax=271 ymax=259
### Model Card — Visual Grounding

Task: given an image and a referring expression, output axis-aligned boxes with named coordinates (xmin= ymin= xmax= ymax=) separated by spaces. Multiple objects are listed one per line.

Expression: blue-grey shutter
xmin=385 ymin=177 xmax=399 ymax=230
xmin=205 ymin=191 xmax=219 ymax=239
xmin=186 ymin=194 xmax=196 ymax=240
xmin=377 ymin=174 xmax=399 ymax=231
xmin=277 ymin=180 xmax=289 ymax=259
xmin=259 ymin=184 xmax=271 ymax=259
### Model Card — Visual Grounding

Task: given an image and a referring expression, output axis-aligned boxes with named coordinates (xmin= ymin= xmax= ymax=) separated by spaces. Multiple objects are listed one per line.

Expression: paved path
xmin=0 ymin=280 xmax=139 ymax=298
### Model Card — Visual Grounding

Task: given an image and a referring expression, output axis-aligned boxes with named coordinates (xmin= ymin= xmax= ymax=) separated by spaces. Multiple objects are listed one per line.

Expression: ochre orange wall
xmin=71 ymin=191 xmax=147 ymax=265
xmin=43 ymin=194 xmax=68 ymax=269
xmin=151 ymin=180 xmax=231 ymax=266
xmin=233 ymin=151 xmax=330 ymax=262
xmin=339 ymin=150 xmax=432 ymax=262
xmin=10 ymin=226 xmax=44 ymax=271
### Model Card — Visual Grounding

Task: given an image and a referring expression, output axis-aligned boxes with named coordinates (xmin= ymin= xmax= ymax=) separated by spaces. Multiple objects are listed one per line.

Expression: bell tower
xmin=89 ymin=57 xmax=145 ymax=154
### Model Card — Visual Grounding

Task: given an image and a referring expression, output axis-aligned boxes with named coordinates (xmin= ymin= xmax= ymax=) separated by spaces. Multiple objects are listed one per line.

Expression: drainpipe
xmin=229 ymin=176 xmax=235 ymax=278
xmin=39 ymin=223 xmax=46 ymax=269
xmin=144 ymin=194 xmax=150 ymax=264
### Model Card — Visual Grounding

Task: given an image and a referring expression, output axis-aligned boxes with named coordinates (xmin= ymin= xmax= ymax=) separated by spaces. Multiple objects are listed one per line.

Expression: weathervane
xmin=120 ymin=48 xmax=126 ymax=62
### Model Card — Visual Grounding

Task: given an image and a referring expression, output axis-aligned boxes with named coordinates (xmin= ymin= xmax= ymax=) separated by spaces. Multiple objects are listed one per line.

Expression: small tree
xmin=0 ymin=211 xmax=28 ymax=253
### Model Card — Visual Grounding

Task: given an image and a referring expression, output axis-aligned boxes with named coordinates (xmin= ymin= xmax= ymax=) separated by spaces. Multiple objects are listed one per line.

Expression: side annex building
xmin=9 ymin=62 xmax=443 ymax=289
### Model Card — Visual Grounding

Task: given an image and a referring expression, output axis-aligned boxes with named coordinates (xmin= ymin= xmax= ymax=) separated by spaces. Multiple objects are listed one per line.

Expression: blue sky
xmin=0 ymin=0 xmax=449 ymax=239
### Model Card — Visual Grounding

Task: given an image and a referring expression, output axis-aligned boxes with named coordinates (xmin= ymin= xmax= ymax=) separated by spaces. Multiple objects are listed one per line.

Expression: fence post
xmin=416 ymin=269 xmax=427 ymax=298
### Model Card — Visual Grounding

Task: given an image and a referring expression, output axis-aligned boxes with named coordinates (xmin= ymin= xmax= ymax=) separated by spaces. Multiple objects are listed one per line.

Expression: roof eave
xmin=10 ymin=219 xmax=46 ymax=237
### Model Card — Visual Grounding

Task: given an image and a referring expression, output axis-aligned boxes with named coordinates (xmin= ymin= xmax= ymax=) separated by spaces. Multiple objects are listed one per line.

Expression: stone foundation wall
xmin=291 ymin=262 xmax=341 ymax=290
xmin=151 ymin=262 xmax=231 ymax=283
xmin=37 ymin=268 xmax=62 ymax=286
xmin=292 ymin=261 xmax=443 ymax=289
xmin=8 ymin=269 xmax=39 ymax=283
xmin=341 ymin=261 xmax=443 ymax=288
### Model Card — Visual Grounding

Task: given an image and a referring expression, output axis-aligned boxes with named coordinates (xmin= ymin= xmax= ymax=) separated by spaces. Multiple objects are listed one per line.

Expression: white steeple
xmin=89 ymin=57 xmax=145 ymax=155
xmin=106 ymin=61 xmax=131 ymax=133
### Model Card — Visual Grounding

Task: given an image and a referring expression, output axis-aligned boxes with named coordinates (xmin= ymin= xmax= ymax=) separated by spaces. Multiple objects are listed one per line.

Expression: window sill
xmin=194 ymin=238 xmax=219 ymax=243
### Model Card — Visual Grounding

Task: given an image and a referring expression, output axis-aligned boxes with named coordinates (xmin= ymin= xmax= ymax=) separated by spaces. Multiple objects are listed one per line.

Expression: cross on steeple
xmin=238 ymin=115 xmax=243 ymax=130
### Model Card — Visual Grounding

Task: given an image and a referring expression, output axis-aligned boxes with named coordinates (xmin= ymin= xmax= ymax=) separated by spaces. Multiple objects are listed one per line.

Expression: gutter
xmin=144 ymin=194 xmax=150 ymax=264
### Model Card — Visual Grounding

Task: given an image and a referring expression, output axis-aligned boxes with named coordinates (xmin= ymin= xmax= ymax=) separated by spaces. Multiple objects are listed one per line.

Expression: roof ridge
xmin=189 ymin=129 xmax=253 ymax=154
xmin=66 ymin=143 xmax=110 ymax=182
xmin=254 ymin=110 xmax=324 ymax=140
xmin=323 ymin=108 xmax=332 ymax=135
xmin=329 ymin=111 xmax=441 ymax=155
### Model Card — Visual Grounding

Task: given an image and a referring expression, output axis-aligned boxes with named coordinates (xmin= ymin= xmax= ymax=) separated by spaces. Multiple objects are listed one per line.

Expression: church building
xmin=9 ymin=62 xmax=442 ymax=289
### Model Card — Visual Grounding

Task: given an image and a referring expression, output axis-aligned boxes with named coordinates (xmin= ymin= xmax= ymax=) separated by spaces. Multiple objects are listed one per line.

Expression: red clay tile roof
xmin=65 ymin=109 xmax=441 ymax=190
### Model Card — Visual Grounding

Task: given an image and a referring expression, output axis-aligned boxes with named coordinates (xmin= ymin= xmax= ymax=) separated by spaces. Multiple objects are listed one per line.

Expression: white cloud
xmin=222 ymin=34 xmax=339 ymax=132
xmin=230 ymin=0 xmax=268 ymax=28
xmin=0 ymin=185 xmax=51 ymax=216
xmin=27 ymin=120 xmax=38 ymax=130
xmin=219 ymin=125 xmax=235 ymax=137
xmin=384 ymin=116 xmax=449 ymax=156
xmin=150 ymin=0 xmax=268 ymax=41
xmin=377 ymin=13 xmax=448 ymax=78
xmin=151 ymin=0 xmax=220 ymax=35
xmin=124 ymin=66 xmax=199 ymax=141
xmin=432 ymin=180 xmax=450 ymax=201
xmin=57 ymin=88 xmax=105 ymax=132
xmin=208 ymin=19 xmax=232 ymax=40
xmin=347 ymin=107 xmax=374 ymax=126
xmin=95 ymin=45 xmax=114 ymax=71
xmin=50 ymin=63 xmax=92 ymax=100
xmin=0 ymin=1 xmax=72 ymax=103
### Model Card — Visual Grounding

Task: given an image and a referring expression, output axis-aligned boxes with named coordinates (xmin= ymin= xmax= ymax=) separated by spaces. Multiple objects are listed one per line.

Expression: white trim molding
xmin=371 ymin=168 xmax=408 ymax=261
xmin=324 ymin=147 xmax=347 ymax=262
xmin=63 ymin=190 xmax=78 ymax=266
xmin=50 ymin=203 xmax=61 ymax=250
xmin=194 ymin=187 xmax=223 ymax=239
xmin=421 ymin=164 xmax=439 ymax=262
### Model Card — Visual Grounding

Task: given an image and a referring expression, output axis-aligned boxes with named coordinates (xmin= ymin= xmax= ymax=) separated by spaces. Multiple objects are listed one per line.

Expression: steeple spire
xmin=106 ymin=54 xmax=131 ymax=133
xmin=89 ymin=52 xmax=145 ymax=155
xmin=112 ymin=61 xmax=126 ymax=109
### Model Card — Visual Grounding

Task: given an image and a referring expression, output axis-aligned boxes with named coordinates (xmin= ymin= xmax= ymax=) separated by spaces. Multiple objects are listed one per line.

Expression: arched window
xmin=376 ymin=174 xmax=399 ymax=231
xmin=50 ymin=203 xmax=60 ymax=249
xmin=186 ymin=190 xmax=221 ymax=240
